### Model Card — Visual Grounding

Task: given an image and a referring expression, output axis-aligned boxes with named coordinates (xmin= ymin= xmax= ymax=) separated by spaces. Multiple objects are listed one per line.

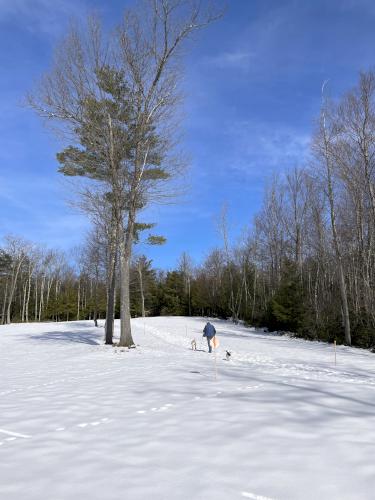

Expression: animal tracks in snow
xmin=0 ymin=368 xmax=125 ymax=399
xmin=0 ymin=418 xmax=112 ymax=448
xmin=212 ymin=385 xmax=263 ymax=398
xmin=0 ymin=384 xmax=262 ymax=449
xmin=135 ymin=385 xmax=264 ymax=418
xmin=236 ymin=384 xmax=264 ymax=392
xmin=56 ymin=417 xmax=111 ymax=431
xmin=137 ymin=403 xmax=174 ymax=414
xmin=0 ymin=374 xmax=265 ymax=451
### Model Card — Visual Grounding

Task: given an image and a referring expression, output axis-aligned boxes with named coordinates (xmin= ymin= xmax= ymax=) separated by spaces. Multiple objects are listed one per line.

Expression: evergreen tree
xmin=265 ymin=262 xmax=306 ymax=333
xmin=159 ymin=271 xmax=187 ymax=316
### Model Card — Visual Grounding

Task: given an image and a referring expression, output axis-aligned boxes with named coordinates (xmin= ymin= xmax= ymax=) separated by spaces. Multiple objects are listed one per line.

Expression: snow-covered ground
xmin=1 ymin=317 xmax=375 ymax=500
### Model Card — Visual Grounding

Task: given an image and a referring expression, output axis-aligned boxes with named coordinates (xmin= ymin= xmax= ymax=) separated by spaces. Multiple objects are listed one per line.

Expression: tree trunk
xmin=2 ymin=280 xmax=8 ymax=325
xmin=77 ymin=279 xmax=80 ymax=321
xmin=38 ymin=275 xmax=45 ymax=322
xmin=21 ymin=281 xmax=27 ymax=322
xmin=105 ymin=231 xmax=117 ymax=344
xmin=137 ymin=263 xmax=145 ymax=318
xmin=25 ymin=264 xmax=33 ymax=322
xmin=34 ymin=277 xmax=38 ymax=322
xmin=119 ymin=232 xmax=135 ymax=348
xmin=6 ymin=258 xmax=24 ymax=324
xmin=251 ymin=268 xmax=257 ymax=322
xmin=188 ymin=278 xmax=191 ymax=316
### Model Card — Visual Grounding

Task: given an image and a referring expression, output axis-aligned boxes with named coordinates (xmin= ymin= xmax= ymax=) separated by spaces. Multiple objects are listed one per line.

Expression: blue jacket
xmin=203 ymin=322 xmax=216 ymax=338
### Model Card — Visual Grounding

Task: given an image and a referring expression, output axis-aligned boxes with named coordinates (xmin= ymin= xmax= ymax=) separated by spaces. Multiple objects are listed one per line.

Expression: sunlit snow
xmin=1 ymin=317 xmax=374 ymax=500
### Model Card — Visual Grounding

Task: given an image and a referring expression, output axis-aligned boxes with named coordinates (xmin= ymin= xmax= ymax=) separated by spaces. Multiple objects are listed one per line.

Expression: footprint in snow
xmin=54 ymin=417 xmax=110 ymax=432
xmin=237 ymin=384 xmax=263 ymax=391
xmin=137 ymin=404 xmax=174 ymax=414
xmin=78 ymin=418 xmax=110 ymax=428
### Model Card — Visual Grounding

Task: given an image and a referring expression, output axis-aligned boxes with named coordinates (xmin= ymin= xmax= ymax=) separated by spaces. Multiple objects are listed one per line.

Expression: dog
xmin=191 ymin=339 xmax=197 ymax=350
xmin=225 ymin=350 xmax=232 ymax=361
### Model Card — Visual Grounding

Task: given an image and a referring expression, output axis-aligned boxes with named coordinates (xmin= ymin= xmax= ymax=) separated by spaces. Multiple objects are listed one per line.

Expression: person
xmin=203 ymin=321 xmax=216 ymax=353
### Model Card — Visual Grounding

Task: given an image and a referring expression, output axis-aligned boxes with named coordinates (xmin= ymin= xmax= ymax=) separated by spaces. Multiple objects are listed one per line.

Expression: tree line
xmin=133 ymin=71 xmax=375 ymax=350
xmin=187 ymin=71 xmax=375 ymax=349
xmin=0 ymin=235 xmax=106 ymax=325
xmin=130 ymin=69 xmax=375 ymax=351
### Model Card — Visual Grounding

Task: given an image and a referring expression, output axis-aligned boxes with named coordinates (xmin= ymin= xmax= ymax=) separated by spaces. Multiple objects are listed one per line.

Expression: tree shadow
xmin=29 ymin=329 xmax=101 ymax=345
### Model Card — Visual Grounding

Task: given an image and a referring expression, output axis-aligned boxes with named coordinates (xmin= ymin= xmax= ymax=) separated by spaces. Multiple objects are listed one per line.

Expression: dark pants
xmin=206 ymin=336 xmax=213 ymax=353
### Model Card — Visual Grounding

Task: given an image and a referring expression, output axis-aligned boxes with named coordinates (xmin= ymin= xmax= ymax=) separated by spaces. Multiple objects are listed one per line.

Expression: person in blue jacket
xmin=203 ymin=321 xmax=216 ymax=353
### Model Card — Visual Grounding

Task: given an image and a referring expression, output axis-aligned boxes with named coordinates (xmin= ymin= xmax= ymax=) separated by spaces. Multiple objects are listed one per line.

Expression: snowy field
xmin=1 ymin=317 xmax=375 ymax=500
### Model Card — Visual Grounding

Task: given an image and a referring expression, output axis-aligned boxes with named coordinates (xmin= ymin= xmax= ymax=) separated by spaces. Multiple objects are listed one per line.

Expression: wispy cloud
xmin=0 ymin=0 xmax=86 ymax=36
xmin=222 ymin=120 xmax=311 ymax=180
xmin=204 ymin=50 xmax=254 ymax=71
xmin=0 ymin=175 xmax=89 ymax=251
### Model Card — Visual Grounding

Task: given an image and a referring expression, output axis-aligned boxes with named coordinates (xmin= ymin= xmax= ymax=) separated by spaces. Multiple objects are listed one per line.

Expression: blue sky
xmin=1 ymin=0 xmax=375 ymax=269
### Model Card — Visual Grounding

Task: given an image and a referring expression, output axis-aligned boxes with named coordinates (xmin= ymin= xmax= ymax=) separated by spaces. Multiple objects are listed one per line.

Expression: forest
xmin=3 ymin=69 xmax=375 ymax=352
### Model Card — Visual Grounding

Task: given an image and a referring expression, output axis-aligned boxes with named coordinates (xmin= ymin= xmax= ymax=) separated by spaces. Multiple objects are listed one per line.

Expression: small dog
xmin=225 ymin=350 xmax=232 ymax=361
xmin=191 ymin=339 xmax=197 ymax=350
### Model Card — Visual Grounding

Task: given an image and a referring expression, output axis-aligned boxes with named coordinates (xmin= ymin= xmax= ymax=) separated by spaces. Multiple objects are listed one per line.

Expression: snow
xmin=0 ymin=316 xmax=375 ymax=500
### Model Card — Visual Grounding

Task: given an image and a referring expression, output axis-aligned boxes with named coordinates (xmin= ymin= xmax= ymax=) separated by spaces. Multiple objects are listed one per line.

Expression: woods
xmin=0 ymin=236 xmax=104 ymax=324
xmin=3 ymin=70 xmax=375 ymax=349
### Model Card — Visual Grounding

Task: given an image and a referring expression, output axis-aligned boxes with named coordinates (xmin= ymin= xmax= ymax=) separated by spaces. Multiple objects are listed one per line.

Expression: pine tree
xmin=266 ymin=262 xmax=306 ymax=333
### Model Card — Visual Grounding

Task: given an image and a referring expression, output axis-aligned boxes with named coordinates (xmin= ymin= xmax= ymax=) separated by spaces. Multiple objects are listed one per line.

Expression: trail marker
xmin=210 ymin=336 xmax=219 ymax=380
xmin=334 ymin=339 xmax=337 ymax=365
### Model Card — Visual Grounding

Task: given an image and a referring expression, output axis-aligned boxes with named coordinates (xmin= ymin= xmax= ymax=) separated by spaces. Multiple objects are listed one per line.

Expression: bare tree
xmin=283 ymin=167 xmax=311 ymax=273
xmin=312 ymin=83 xmax=351 ymax=345
xmin=134 ymin=255 xmax=153 ymax=318
xmin=178 ymin=252 xmax=193 ymax=316
xmin=3 ymin=236 xmax=29 ymax=324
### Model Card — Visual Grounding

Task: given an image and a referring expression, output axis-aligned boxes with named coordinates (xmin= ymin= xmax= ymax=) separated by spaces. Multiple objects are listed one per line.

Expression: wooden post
xmin=334 ymin=339 xmax=337 ymax=365
xmin=211 ymin=335 xmax=219 ymax=381
xmin=214 ymin=346 xmax=217 ymax=380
